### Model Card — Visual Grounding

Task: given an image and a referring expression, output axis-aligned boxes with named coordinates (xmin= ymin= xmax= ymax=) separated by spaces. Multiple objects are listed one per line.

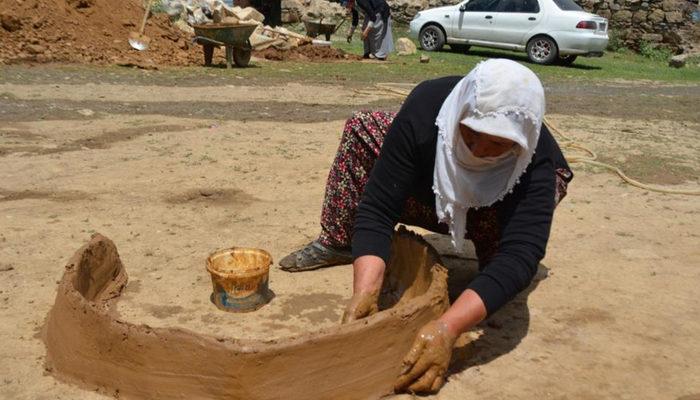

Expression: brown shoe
xmin=279 ymin=241 xmax=352 ymax=272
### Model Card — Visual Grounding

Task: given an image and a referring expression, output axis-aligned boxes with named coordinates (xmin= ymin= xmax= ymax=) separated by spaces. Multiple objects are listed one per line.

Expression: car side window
xmin=521 ymin=0 xmax=540 ymax=12
xmin=464 ymin=0 xmax=501 ymax=12
xmin=497 ymin=0 xmax=540 ymax=13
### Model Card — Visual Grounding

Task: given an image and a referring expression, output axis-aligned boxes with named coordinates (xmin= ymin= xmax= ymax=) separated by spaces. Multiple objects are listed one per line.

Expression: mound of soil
xmin=255 ymin=44 xmax=360 ymax=62
xmin=0 ymin=0 xmax=201 ymax=66
xmin=0 ymin=0 xmax=361 ymax=66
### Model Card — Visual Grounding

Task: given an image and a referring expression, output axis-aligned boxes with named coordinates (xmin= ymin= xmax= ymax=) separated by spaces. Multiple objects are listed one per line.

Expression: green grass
xmin=231 ymin=23 xmax=700 ymax=84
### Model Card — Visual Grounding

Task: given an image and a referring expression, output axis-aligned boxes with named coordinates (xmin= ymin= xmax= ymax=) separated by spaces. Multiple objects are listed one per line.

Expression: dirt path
xmin=0 ymin=65 xmax=698 ymax=400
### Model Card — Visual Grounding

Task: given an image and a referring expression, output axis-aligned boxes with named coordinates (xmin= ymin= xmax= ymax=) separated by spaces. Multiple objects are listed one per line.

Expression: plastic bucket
xmin=206 ymin=247 xmax=274 ymax=312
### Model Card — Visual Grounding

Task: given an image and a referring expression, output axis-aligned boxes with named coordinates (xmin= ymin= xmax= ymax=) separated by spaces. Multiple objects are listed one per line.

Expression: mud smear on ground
xmin=0 ymin=98 xmax=403 ymax=123
xmin=0 ymin=188 xmax=90 ymax=202
xmin=0 ymin=124 xmax=199 ymax=157
xmin=143 ymin=304 xmax=185 ymax=320
xmin=164 ymin=188 xmax=257 ymax=207
xmin=266 ymin=293 xmax=345 ymax=324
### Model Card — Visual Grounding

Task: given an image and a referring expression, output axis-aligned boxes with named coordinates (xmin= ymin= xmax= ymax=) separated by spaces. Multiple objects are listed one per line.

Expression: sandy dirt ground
xmin=0 ymin=65 xmax=699 ymax=400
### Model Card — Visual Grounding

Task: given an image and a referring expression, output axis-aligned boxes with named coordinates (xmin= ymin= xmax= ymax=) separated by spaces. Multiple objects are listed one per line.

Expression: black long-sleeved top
xmin=351 ymin=76 xmax=571 ymax=316
xmin=350 ymin=0 xmax=390 ymax=27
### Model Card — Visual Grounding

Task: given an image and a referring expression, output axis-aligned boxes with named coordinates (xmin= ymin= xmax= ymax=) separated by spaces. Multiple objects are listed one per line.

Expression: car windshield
xmin=552 ymin=0 xmax=583 ymax=11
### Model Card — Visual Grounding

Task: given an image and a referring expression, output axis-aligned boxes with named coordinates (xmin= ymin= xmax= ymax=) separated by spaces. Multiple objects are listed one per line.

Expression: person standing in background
xmin=346 ymin=0 xmax=394 ymax=60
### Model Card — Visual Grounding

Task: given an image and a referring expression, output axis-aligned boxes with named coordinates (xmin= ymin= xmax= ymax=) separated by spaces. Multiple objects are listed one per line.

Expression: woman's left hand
xmin=394 ymin=320 xmax=457 ymax=394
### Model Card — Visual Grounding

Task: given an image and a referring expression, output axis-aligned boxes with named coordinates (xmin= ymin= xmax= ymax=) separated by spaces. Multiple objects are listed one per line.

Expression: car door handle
xmin=528 ymin=17 xmax=536 ymax=20
xmin=485 ymin=15 xmax=493 ymax=19
xmin=444 ymin=14 xmax=450 ymax=18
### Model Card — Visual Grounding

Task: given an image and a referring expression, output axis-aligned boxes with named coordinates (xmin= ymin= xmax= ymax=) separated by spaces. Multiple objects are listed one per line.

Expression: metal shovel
xmin=129 ymin=0 xmax=155 ymax=51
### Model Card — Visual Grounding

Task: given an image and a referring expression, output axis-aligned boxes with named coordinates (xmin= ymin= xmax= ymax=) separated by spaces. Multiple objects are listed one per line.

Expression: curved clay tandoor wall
xmin=43 ymin=227 xmax=449 ymax=399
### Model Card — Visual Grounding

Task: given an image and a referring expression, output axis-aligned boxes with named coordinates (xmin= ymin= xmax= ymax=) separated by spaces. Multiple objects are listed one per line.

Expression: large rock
xmin=668 ymin=53 xmax=687 ymax=67
xmin=396 ymin=37 xmax=417 ymax=55
xmin=281 ymin=0 xmax=304 ymax=23
xmin=304 ymin=0 xmax=346 ymax=22
xmin=665 ymin=11 xmax=683 ymax=23
xmin=388 ymin=0 xmax=429 ymax=23
xmin=232 ymin=6 xmax=265 ymax=22
xmin=663 ymin=30 xmax=684 ymax=46
xmin=612 ymin=10 xmax=633 ymax=22
xmin=662 ymin=0 xmax=682 ymax=11
xmin=647 ymin=9 xmax=665 ymax=23
xmin=641 ymin=33 xmax=663 ymax=42
xmin=632 ymin=10 xmax=647 ymax=23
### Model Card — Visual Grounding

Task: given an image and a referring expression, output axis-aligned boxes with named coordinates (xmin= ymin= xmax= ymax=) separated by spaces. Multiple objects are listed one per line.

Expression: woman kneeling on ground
xmin=279 ymin=59 xmax=573 ymax=393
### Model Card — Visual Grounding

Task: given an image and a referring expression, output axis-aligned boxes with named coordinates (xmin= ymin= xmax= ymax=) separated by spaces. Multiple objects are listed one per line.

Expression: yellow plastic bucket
xmin=206 ymin=247 xmax=274 ymax=312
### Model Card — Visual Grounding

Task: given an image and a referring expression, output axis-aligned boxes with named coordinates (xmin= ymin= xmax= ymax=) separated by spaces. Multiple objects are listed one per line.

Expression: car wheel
xmin=419 ymin=25 xmax=445 ymax=52
xmin=450 ymin=44 xmax=471 ymax=53
xmin=557 ymin=55 xmax=577 ymax=66
xmin=526 ymin=36 xmax=558 ymax=65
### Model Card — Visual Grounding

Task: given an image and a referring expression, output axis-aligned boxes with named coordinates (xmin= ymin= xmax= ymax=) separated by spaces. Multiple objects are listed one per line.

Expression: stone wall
xmin=576 ymin=0 xmax=699 ymax=53
xmin=388 ymin=0 xmax=461 ymax=24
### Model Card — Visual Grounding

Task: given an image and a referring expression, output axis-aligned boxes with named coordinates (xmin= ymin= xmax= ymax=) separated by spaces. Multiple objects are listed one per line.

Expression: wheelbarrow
xmin=303 ymin=18 xmax=346 ymax=41
xmin=193 ymin=23 xmax=258 ymax=68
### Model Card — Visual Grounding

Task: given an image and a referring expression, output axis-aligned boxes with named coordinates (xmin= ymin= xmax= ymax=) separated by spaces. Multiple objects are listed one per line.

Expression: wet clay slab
xmin=43 ymin=227 xmax=449 ymax=399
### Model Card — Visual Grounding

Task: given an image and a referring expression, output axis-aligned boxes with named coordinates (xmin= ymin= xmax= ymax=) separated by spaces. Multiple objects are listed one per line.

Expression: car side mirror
xmin=459 ymin=4 xmax=467 ymax=11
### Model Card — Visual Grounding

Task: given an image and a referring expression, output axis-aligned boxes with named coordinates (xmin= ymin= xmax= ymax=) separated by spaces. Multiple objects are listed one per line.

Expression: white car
xmin=409 ymin=0 xmax=609 ymax=65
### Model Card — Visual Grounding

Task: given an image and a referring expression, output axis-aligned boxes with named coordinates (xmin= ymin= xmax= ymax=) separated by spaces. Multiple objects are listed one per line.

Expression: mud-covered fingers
xmin=341 ymin=295 xmax=377 ymax=324
xmin=429 ymin=375 xmax=445 ymax=393
xmin=394 ymin=355 xmax=431 ymax=392
xmin=368 ymin=302 xmax=379 ymax=316
xmin=340 ymin=310 xmax=355 ymax=324
xmin=406 ymin=366 xmax=440 ymax=394
xmin=340 ymin=297 xmax=361 ymax=324
xmin=400 ymin=337 xmax=426 ymax=374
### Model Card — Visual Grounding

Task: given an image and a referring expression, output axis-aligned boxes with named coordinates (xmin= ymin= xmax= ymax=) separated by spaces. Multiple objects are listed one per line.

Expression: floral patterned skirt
xmin=317 ymin=111 xmax=570 ymax=267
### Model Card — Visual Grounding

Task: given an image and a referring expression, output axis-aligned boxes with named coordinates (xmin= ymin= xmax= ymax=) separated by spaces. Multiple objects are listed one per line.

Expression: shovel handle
xmin=139 ymin=0 xmax=155 ymax=35
xmin=333 ymin=17 xmax=348 ymax=34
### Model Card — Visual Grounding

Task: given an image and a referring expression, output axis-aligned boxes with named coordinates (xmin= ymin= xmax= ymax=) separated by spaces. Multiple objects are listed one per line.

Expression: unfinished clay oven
xmin=43 ymin=227 xmax=449 ymax=399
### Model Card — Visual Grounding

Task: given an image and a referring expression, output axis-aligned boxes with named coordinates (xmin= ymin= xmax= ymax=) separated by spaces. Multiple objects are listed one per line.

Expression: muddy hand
xmin=341 ymin=290 xmax=379 ymax=324
xmin=394 ymin=320 xmax=457 ymax=394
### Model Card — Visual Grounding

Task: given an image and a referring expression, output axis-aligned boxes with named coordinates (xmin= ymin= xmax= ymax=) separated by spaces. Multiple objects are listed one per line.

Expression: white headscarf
xmin=433 ymin=59 xmax=545 ymax=247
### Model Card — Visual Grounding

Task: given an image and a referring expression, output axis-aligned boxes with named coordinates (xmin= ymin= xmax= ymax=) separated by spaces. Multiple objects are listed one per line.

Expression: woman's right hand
xmin=341 ymin=290 xmax=379 ymax=323
xmin=341 ymin=255 xmax=386 ymax=324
